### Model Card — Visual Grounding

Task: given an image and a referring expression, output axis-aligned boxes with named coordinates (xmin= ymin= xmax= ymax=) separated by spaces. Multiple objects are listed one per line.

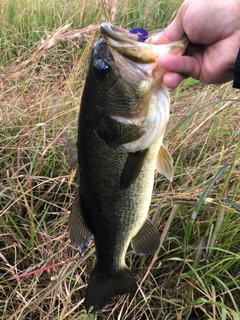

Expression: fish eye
xmin=94 ymin=60 xmax=110 ymax=78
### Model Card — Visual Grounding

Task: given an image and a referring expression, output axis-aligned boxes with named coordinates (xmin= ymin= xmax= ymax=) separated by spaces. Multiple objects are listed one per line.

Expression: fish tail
xmin=84 ymin=265 xmax=137 ymax=313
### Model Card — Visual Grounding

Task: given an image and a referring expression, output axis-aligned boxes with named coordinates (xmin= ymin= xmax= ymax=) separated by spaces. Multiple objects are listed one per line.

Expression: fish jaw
xmin=100 ymin=22 xmax=188 ymax=64
xmin=100 ymin=22 xmax=187 ymax=118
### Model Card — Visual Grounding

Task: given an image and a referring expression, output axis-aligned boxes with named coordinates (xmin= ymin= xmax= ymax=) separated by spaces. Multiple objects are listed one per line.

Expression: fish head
xmin=84 ymin=34 xmax=150 ymax=118
xmin=100 ymin=22 xmax=188 ymax=89
xmin=83 ymin=22 xmax=188 ymax=150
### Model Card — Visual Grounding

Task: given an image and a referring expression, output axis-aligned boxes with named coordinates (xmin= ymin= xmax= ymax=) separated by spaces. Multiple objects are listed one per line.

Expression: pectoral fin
xmin=131 ymin=218 xmax=160 ymax=255
xmin=120 ymin=149 xmax=148 ymax=189
xmin=69 ymin=193 xmax=92 ymax=254
xmin=157 ymin=143 xmax=173 ymax=181
xmin=93 ymin=112 xmax=145 ymax=148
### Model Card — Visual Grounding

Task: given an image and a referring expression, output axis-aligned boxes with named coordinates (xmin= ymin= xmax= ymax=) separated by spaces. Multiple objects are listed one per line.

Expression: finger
xmin=152 ymin=6 xmax=185 ymax=44
xmin=163 ymin=13 xmax=186 ymax=41
xmin=152 ymin=21 xmax=185 ymax=44
xmin=151 ymin=31 xmax=173 ymax=44
xmin=159 ymin=54 xmax=201 ymax=81
xmin=163 ymin=72 xmax=186 ymax=89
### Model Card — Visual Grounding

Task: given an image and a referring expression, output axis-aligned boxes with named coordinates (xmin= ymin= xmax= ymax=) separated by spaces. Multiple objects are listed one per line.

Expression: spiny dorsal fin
xmin=131 ymin=218 xmax=160 ymax=255
xmin=157 ymin=143 xmax=173 ymax=181
xmin=120 ymin=149 xmax=148 ymax=189
xmin=69 ymin=194 xmax=92 ymax=254
xmin=84 ymin=265 xmax=137 ymax=313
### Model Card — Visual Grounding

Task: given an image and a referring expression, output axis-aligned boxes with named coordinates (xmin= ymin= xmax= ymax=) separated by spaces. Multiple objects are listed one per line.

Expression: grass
xmin=0 ymin=0 xmax=240 ymax=319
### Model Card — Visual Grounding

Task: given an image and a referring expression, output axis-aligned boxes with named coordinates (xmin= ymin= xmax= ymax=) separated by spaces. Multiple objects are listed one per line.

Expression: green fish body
xmin=69 ymin=23 xmax=188 ymax=313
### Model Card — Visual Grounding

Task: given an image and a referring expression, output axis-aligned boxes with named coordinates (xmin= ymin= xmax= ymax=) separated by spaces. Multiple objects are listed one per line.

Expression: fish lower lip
xmin=101 ymin=22 xmax=133 ymax=43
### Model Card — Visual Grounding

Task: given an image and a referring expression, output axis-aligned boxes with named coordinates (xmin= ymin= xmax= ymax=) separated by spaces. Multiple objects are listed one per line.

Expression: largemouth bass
xmin=69 ymin=23 xmax=188 ymax=313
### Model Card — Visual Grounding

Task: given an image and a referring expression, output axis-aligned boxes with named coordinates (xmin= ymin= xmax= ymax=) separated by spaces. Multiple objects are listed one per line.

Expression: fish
xmin=69 ymin=22 xmax=188 ymax=313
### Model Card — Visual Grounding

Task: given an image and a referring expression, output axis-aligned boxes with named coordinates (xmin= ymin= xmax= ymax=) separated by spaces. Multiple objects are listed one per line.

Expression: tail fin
xmin=84 ymin=265 xmax=137 ymax=313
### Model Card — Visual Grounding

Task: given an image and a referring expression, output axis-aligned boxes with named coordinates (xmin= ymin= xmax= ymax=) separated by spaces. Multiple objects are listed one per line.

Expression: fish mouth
xmin=100 ymin=22 xmax=188 ymax=64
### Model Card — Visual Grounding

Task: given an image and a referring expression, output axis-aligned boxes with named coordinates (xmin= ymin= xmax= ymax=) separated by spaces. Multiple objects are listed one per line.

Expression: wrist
xmin=233 ymin=49 xmax=240 ymax=88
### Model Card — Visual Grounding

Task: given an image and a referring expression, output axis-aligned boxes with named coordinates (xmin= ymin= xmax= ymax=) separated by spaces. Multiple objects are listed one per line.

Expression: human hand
xmin=152 ymin=0 xmax=240 ymax=88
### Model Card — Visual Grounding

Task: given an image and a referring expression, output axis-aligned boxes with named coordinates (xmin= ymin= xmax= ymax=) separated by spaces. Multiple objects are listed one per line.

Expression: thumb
xmin=152 ymin=10 xmax=185 ymax=44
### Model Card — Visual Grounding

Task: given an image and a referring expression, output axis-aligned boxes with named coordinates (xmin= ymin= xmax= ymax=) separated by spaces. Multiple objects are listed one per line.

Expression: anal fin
xmin=120 ymin=149 xmax=148 ymax=189
xmin=131 ymin=218 xmax=160 ymax=255
xmin=157 ymin=143 xmax=173 ymax=181
xmin=69 ymin=193 xmax=92 ymax=254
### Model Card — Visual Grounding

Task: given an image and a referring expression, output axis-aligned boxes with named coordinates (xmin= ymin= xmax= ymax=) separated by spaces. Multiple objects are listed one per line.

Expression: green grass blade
xmin=184 ymin=164 xmax=229 ymax=245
